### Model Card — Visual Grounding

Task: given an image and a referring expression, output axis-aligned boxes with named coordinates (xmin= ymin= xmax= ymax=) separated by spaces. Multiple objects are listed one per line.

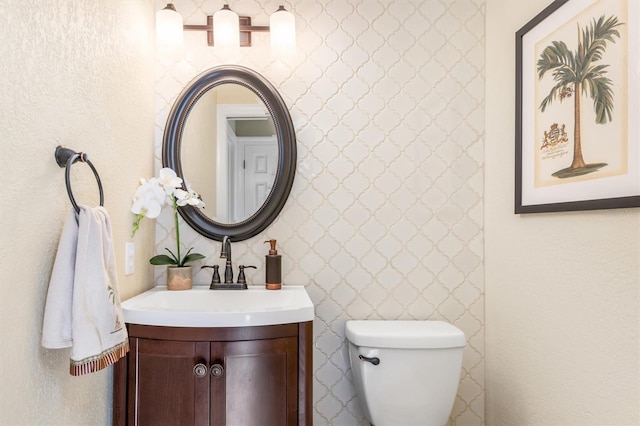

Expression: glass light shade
xmin=270 ymin=6 xmax=296 ymax=54
xmin=156 ymin=4 xmax=183 ymax=51
xmin=213 ymin=5 xmax=240 ymax=48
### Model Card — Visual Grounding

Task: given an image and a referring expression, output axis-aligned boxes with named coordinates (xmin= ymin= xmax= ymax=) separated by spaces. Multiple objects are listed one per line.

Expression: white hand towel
xmin=42 ymin=206 xmax=129 ymax=376
xmin=42 ymin=209 xmax=78 ymax=349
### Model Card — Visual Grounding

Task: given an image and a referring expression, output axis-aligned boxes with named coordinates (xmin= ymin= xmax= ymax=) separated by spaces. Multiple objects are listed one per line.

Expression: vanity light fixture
xmin=173 ymin=4 xmax=296 ymax=49
xmin=156 ymin=3 xmax=183 ymax=51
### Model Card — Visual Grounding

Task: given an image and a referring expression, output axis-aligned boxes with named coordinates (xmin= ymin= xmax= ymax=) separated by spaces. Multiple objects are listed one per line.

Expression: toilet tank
xmin=345 ymin=320 xmax=465 ymax=426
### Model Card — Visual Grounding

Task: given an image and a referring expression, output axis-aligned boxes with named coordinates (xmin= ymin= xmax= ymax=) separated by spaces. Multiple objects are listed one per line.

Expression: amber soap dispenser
xmin=264 ymin=239 xmax=282 ymax=290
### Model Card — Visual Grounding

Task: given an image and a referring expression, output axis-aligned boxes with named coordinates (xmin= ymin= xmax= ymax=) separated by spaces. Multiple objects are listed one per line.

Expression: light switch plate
xmin=125 ymin=242 xmax=135 ymax=275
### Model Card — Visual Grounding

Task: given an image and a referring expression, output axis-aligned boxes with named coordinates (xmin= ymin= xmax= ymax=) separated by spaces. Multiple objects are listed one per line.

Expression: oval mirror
xmin=163 ymin=65 xmax=296 ymax=241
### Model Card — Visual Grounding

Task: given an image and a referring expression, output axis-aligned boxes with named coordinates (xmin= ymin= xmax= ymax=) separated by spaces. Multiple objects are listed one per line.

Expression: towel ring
xmin=55 ymin=146 xmax=104 ymax=213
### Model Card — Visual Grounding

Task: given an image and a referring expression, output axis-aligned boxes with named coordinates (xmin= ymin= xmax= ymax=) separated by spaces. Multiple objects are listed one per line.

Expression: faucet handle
xmin=201 ymin=265 xmax=221 ymax=288
xmin=237 ymin=265 xmax=257 ymax=285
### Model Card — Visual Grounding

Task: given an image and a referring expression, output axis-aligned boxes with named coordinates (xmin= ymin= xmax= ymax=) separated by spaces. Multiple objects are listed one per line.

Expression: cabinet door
xmin=129 ymin=338 xmax=210 ymax=426
xmin=210 ymin=337 xmax=298 ymax=426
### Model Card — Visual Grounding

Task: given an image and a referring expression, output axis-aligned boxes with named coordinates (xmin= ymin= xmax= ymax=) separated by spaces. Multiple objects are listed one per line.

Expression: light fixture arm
xmin=183 ymin=15 xmax=269 ymax=47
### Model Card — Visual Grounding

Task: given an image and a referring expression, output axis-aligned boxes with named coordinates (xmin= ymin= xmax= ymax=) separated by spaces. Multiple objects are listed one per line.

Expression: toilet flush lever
xmin=359 ymin=355 xmax=380 ymax=365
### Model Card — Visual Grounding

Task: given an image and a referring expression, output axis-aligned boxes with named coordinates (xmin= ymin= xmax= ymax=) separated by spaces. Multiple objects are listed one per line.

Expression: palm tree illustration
xmin=537 ymin=15 xmax=622 ymax=178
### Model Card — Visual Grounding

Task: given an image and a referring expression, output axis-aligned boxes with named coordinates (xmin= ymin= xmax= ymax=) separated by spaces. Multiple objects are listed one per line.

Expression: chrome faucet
xmin=220 ymin=236 xmax=233 ymax=284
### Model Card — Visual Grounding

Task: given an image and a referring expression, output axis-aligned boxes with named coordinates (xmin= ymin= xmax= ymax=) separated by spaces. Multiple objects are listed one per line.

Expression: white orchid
xmin=131 ymin=177 xmax=166 ymax=219
xmin=174 ymin=187 xmax=206 ymax=208
xmin=157 ymin=167 xmax=183 ymax=194
xmin=130 ymin=168 xmax=205 ymax=267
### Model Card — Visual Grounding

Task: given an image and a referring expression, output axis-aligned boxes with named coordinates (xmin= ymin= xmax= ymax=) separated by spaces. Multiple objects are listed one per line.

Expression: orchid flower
xmin=174 ymin=188 xmax=206 ymax=208
xmin=157 ymin=167 xmax=183 ymax=193
xmin=131 ymin=178 xmax=166 ymax=219
xmin=130 ymin=168 xmax=206 ymax=267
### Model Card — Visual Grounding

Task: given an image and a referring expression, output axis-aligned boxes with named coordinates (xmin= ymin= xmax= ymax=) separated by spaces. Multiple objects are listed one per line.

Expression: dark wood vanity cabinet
xmin=113 ymin=322 xmax=312 ymax=426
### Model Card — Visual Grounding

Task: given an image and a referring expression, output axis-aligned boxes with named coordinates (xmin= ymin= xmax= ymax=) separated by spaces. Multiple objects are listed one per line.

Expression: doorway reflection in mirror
xmin=181 ymin=83 xmax=277 ymax=224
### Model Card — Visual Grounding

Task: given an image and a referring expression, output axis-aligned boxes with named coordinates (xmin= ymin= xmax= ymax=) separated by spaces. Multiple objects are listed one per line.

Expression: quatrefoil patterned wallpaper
xmin=154 ymin=0 xmax=485 ymax=424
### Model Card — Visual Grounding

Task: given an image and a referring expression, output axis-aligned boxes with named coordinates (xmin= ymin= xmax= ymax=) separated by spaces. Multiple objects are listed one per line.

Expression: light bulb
xmin=156 ymin=3 xmax=183 ymax=52
xmin=214 ymin=4 xmax=240 ymax=48
xmin=270 ymin=5 xmax=296 ymax=55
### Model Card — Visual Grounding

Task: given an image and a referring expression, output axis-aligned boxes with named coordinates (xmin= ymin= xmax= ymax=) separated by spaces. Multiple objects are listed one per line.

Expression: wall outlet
xmin=125 ymin=242 xmax=135 ymax=275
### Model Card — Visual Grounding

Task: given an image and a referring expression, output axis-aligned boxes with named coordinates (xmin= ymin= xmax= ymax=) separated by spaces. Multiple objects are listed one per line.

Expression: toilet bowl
xmin=345 ymin=320 xmax=465 ymax=426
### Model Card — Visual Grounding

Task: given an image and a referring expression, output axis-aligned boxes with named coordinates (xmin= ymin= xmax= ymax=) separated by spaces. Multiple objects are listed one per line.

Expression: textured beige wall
xmin=0 ymin=0 xmax=155 ymax=424
xmin=485 ymin=0 xmax=640 ymax=425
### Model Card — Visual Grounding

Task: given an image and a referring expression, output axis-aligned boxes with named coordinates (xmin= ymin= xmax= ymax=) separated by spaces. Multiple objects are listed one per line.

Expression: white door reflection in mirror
xmin=231 ymin=137 xmax=277 ymax=222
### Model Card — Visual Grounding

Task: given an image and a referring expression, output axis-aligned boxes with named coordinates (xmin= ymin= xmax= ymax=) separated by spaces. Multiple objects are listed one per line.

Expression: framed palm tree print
xmin=515 ymin=0 xmax=640 ymax=213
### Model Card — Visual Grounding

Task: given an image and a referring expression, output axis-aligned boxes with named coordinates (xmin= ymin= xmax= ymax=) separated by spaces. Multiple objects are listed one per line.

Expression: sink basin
xmin=121 ymin=285 xmax=314 ymax=328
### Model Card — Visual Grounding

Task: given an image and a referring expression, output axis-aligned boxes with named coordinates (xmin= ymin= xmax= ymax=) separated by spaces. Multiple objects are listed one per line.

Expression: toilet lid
xmin=345 ymin=320 xmax=465 ymax=349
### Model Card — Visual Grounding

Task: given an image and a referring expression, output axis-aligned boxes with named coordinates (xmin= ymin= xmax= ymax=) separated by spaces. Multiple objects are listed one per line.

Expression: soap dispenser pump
xmin=264 ymin=239 xmax=282 ymax=290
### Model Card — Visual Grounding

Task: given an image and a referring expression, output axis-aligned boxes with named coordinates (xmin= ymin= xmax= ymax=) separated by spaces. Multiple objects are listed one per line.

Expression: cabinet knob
xmin=210 ymin=363 xmax=224 ymax=378
xmin=193 ymin=363 xmax=208 ymax=378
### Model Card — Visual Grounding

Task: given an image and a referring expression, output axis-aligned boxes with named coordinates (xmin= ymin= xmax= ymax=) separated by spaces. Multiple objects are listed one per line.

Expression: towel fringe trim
xmin=70 ymin=339 xmax=129 ymax=376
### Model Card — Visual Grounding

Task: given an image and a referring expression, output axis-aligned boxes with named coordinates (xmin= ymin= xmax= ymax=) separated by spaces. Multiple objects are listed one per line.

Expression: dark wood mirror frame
xmin=163 ymin=65 xmax=296 ymax=241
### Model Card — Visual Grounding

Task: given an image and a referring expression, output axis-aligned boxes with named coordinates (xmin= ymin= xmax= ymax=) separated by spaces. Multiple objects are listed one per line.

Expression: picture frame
xmin=515 ymin=0 xmax=640 ymax=213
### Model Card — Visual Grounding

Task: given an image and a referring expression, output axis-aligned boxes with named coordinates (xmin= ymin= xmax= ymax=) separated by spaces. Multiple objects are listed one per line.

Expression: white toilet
xmin=345 ymin=320 xmax=465 ymax=426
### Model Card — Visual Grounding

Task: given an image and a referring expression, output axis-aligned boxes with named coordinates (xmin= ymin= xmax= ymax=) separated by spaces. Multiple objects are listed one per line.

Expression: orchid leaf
xmin=164 ymin=248 xmax=180 ymax=264
xmin=181 ymin=253 xmax=205 ymax=266
xmin=149 ymin=254 xmax=178 ymax=265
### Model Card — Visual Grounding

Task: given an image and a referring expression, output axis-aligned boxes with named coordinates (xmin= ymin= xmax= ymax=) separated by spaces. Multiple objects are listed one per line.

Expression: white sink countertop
xmin=121 ymin=285 xmax=314 ymax=328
